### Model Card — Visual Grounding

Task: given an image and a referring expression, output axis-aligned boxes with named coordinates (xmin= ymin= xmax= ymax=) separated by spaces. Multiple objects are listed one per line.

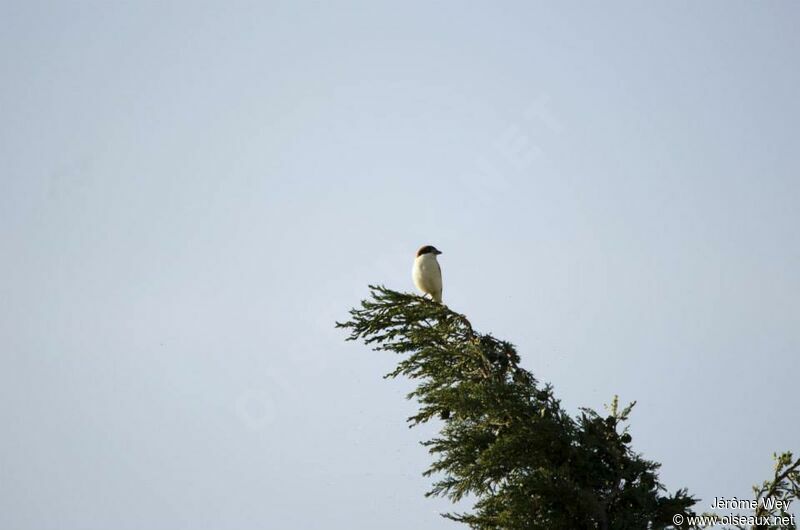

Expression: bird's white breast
xmin=412 ymin=253 xmax=442 ymax=297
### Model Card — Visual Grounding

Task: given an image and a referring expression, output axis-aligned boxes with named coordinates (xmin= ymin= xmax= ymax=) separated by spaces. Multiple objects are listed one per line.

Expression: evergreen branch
xmin=338 ymin=286 xmax=697 ymax=529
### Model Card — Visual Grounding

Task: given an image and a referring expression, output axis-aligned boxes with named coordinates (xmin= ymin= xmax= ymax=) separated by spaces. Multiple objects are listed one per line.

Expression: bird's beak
xmin=435 ymin=249 xmax=443 ymax=255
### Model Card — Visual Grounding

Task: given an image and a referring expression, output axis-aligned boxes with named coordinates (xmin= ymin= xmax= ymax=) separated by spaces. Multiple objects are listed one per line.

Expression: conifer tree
xmin=337 ymin=286 xmax=797 ymax=529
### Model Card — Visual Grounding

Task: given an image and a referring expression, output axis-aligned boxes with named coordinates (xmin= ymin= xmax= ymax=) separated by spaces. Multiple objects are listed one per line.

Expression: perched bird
xmin=412 ymin=245 xmax=443 ymax=302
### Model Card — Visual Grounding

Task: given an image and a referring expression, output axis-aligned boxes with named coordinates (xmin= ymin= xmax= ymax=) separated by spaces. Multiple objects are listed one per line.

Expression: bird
xmin=412 ymin=245 xmax=443 ymax=302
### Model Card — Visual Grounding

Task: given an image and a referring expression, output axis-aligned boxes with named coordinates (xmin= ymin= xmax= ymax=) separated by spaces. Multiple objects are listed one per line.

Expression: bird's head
xmin=416 ymin=245 xmax=442 ymax=257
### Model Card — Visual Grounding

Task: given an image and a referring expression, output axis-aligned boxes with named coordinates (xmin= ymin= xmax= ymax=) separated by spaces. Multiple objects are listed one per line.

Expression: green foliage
xmin=337 ymin=286 xmax=696 ymax=529
xmin=747 ymin=452 xmax=800 ymax=530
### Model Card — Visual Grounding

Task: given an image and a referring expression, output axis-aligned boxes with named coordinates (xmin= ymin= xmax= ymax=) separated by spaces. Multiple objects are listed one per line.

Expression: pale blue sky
xmin=1 ymin=2 xmax=798 ymax=529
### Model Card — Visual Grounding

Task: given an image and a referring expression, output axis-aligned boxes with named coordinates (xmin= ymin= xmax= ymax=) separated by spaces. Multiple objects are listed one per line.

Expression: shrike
xmin=412 ymin=245 xmax=443 ymax=302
